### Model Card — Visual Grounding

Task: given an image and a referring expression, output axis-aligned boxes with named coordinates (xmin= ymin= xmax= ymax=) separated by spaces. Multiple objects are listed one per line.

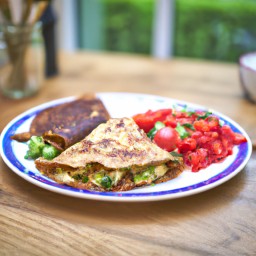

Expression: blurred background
xmin=1 ymin=0 xmax=256 ymax=99
xmin=53 ymin=0 xmax=256 ymax=62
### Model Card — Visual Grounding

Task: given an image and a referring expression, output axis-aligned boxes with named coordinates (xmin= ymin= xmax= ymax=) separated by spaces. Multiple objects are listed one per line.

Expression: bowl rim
xmin=239 ymin=52 xmax=256 ymax=73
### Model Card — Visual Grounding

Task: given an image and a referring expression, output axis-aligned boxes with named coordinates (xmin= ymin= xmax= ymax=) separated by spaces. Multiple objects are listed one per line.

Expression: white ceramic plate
xmin=0 ymin=93 xmax=252 ymax=202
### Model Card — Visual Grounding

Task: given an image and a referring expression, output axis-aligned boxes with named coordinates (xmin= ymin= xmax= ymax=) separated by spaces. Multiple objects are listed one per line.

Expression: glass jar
xmin=0 ymin=22 xmax=44 ymax=99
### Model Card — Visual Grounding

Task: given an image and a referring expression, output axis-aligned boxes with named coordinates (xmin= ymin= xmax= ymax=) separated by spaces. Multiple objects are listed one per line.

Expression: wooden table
xmin=1 ymin=51 xmax=256 ymax=255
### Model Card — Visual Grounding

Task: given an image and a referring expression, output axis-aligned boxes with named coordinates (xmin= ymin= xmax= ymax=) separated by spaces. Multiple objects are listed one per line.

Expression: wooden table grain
xmin=0 ymin=51 xmax=256 ymax=256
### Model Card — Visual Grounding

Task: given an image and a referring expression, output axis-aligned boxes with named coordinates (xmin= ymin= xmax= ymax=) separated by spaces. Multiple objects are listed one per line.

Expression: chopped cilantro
xmin=197 ymin=111 xmax=212 ymax=120
xmin=175 ymin=123 xmax=189 ymax=139
xmin=82 ymin=176 xmax=89 ymax=183
xmin=182 ymin=123 xmax=195 ymax=131
xmin=180 ymin=105 xmax=195 ymax=116
xmin=147 ymin=121 xmax=165 ymax=140
xmin=187 ymin=111 xmax=196 ymax=116
xmin=219 ymin=120 xmax=225 ymax=126
xmin=170 ymin=151 xmax=183 ymax=157
xmin=72 ymin=174 xmax=82 ymax=180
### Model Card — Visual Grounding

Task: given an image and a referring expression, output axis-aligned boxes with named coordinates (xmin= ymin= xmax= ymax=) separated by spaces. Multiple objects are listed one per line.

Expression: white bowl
xmin=239 ymin=52 xmax=256 ymax=103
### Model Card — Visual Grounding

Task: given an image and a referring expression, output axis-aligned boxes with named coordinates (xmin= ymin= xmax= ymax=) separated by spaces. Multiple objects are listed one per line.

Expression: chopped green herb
xmin=147 ymin=128 xmax=156 ymax=140
xmin=82 ymin=176 xmax=89 ymax=183
xmin=155 ymin=121 xmax=165 ymax=130
xmin=219 ymin=120 xmax=225 ymax=126
xmin=147 ymin=121 xmax=165 ymax=139
xmin=182 ymin=123 xmax=195 ymax=131
xmin=72 ymin=173 xmax=82 ymax=180
xmin=180 ymin=105 xmax=195 ymax=116
xmin=175 ymin=123 xmax=189 ymax=139
xmin=187 ymin=111 xmax=196 ymax=116
xmin=197 ymin=111 xmax=212 ymax=120
xmin=170 ymin=151 xmax=183 ymax=157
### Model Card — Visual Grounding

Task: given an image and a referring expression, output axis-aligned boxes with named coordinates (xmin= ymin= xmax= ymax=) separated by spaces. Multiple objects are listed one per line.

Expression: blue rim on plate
xmin=0 ymin=93 xmax=252 ymax=202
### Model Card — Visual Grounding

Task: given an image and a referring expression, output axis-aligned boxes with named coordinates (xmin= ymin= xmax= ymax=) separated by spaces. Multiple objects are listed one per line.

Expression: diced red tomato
xmin=233 ymin=133 xmax=247 ymax=144
xmin=211 ymin=140 xmax=223 ymax=155
xmin=133 ymin=107 xmax=247 ymax=172
xmin=163 ymin=115 xmax=177 ymax=128
xmin=191 ymin=131 xmax=203 ymax=139
xmin=185 ymin=148 xmax=209 ymax=172
xmin=176 ymin=118 xmax=194 ymax=125
xmin=204 ymin=132 xmax=219 ymax=139
xmin=206 ymin=116 xmax=220 ymax=131
xmin=197 ymin=135 xmax=212 ymax=145
xmin=178 ymin=138 xmax=197 ymax=153
xmin=194 ymin=120 xmax=211 ymax=132
xmin=133 ymin=109 xmax=172 ymax=133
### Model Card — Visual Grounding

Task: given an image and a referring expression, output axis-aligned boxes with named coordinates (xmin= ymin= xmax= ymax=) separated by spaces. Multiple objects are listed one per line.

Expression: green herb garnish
xmin=72 ymin=174 xmax=82 ymax=180
xmin=175 ymin=123 xmax=189 ymax=139
xmin=219 ymin=120 xmax=225 ymax=126
xmin=170 ymin=151 xmax=183 ymax=157
xmin=82 ymin=176 xmax=89 ymax=183
xmin=180 ymin=105 xmax=195 ymax=116
xmin=182 ymin=123 xmax=195 ymax=131
xmin=197 ymin=111 xmax=212 ymax=120
xmin=147 ymin=121 xmax=165 ymax=139
xmin=187 ymin=111 xmax=196 ymax=116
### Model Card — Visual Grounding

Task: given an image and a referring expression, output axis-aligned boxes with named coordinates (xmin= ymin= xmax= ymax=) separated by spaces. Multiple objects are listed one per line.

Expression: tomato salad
xmin=133 ymin=107 xmax=247 ymax=172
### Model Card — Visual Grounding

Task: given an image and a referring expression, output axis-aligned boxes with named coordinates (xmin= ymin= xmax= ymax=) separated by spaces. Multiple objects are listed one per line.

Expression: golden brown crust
xmin=35 ymin=118 xmax=184 ymax=192
xmin=10 ymin=132 xmax=32 ymax=142
xmin=11 ymin=94 xmax=110 ymax=150
xmin=40 ymin=161 xmax=183 ymax=192
xmin=41 ymin=96 xmax=110 ymax=150
xmin=35 ymin=118 xmax=175 ymax=170
xmin=154 ymin=161 xmax=184 ymax=184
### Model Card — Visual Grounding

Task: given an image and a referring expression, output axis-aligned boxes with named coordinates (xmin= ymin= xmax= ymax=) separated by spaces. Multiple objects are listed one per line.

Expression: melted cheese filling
xmin=134 ymin=165 xmax=168 ymax=185
xmin=55 ymin=172 xmax=75 ymax=183
xmin=90 ymin=169 xmax=125 ymax=187
xmin=53 ymin=164 xmax=168 ymax=188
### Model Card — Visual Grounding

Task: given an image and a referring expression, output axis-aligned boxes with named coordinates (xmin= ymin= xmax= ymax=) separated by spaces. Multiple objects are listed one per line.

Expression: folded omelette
xmin=35 ymin=118 xmax=184 ymax=192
